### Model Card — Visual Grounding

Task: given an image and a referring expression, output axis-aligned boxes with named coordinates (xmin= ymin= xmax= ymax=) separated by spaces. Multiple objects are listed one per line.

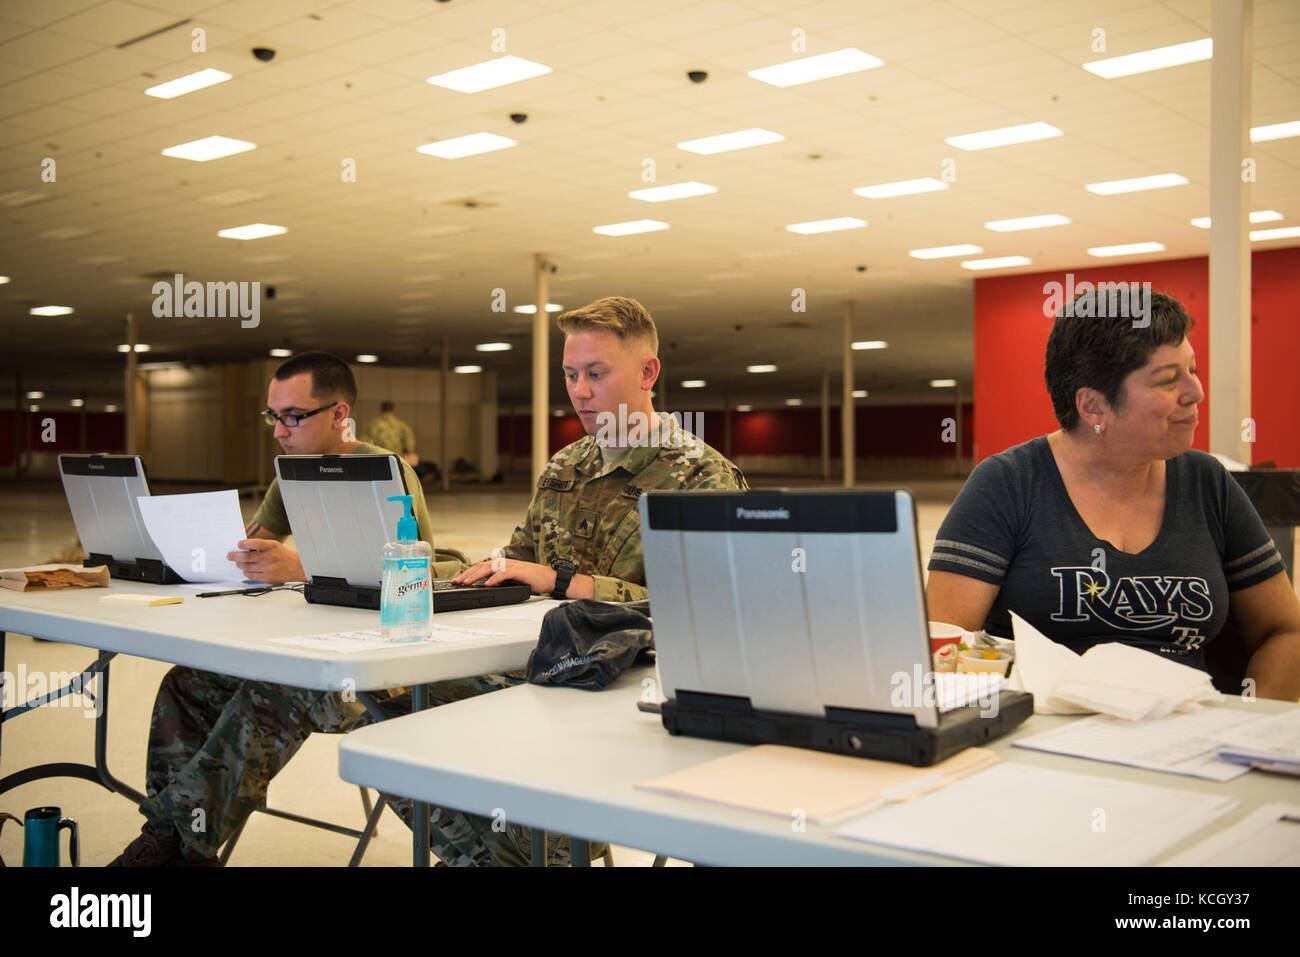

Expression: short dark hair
xmin=380 ymin=400 xmax=395 ymax=412
xmin=272 ymin=351 xmax=357 ymax=407
xmin=1044 ymin=290 xmax=1193 ymax=432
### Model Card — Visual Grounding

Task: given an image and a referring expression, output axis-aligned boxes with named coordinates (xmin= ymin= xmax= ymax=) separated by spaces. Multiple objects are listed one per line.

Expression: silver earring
xmin=1094 ymin=423 xmax=1103 ymax=434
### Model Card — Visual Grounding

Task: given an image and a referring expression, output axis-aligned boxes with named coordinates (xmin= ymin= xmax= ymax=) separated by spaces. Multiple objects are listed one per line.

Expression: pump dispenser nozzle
xmin=386 ymin=494 xmax=417 ymax=542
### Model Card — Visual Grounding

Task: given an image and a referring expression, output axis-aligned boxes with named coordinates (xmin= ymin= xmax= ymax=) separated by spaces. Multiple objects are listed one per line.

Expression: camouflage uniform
xmin=369 ymin=412 xmax=747 ymax=866
xmin=360 ymin=413 xmax=416 ymax=457
xmin=138 ymin=445 xmax=431 ymax=860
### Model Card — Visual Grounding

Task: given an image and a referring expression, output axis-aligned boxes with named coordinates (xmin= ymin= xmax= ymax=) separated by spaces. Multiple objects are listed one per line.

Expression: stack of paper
xmin=1165 ymin=804 xmax=1300 ymax=865
xmin=1012 ymin=708 xmax=1262 ymax=781
xmin=835 ymin=763 xmax=1238 ymax=866
xmin=637 ymin=744 xmax=999 ymax=823
xmin=1213 ymin=710 xmax=1300 ymax=775
xmin=1008 ymin=611 xmax=1218 ymax=718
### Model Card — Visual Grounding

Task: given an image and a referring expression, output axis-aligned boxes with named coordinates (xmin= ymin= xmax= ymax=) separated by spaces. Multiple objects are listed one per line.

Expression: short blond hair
xmin=556 ymin=296 xmax=658 ymax=356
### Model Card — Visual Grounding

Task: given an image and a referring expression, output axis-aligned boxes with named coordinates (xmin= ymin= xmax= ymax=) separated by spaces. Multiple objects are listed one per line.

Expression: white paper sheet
xmin=1013 ymin=708 xmax=1260 ymax=781
xmin=266 ymin=624 xmax=509 ymax=654
xmin=1214 ymin=709 xmax=1300 ymax=764
xmin=1007 ymin=611 xmax=1219 ymax=718
xmin=468 ymin=598 xmax=563 ymax=623
xmin=835 ymin=763 xmax=1238 ymax=866
xmin=136 ymin=490 xmax=248 ymax=583
xmin=1164 ymin=803 xmax=1300 ymax=866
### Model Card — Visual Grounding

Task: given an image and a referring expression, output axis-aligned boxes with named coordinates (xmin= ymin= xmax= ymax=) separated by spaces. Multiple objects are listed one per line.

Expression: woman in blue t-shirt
xmin=926 ymin=290 xmax=1300 ymax=700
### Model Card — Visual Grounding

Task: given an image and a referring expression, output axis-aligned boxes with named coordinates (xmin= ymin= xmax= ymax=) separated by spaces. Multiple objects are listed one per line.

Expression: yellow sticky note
xmin=99 ymin=593 xmax=183 ymax=607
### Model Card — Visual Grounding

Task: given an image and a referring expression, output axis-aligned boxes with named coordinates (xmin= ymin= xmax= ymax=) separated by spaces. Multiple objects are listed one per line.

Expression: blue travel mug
xmin=22 ymin=806 xmax=79 ymax=867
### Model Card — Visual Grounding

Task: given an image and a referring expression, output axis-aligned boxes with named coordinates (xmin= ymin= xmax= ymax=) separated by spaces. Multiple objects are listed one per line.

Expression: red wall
xmin=0 ymin=411 xmax=124 ymax=468
xmin=973 ymin=247 xmax=1300 ymax=466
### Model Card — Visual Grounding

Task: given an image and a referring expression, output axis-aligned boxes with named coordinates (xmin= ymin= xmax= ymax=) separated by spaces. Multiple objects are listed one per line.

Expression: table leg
xmin=412 ymin=683 xmax=430 ymax=868
xmin=531 ymin=828 xmax=547 ymax=867
xmin=570 ymin=837 xmax=591 ymax=867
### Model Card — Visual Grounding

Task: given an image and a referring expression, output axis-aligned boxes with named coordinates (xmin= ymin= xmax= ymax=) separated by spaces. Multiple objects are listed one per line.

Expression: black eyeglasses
xmin=261 ymin=402 xmax=338 ymax=428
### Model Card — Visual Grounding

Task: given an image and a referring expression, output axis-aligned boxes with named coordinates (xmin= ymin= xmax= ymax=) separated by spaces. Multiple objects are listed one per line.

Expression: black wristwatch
xmin=550 ymin=558 xmax=577 ymax=599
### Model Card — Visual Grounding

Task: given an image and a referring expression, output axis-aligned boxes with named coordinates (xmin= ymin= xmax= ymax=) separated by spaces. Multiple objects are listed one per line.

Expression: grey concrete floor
xmin=0 ymin=474 xmax=957 ymax=867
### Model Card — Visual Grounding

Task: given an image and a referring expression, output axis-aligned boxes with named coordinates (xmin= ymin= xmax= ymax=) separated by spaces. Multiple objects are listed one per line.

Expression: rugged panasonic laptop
xmin=639 ymin=488 xmax=1032 ymax=767
xmin=58 ymin=453 xmax=183 ymax=584
xmin=276 ymin=453 xmax=530 ymax=612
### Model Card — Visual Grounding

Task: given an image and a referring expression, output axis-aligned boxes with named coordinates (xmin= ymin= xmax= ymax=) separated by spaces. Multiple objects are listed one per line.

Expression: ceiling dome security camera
xmin=509 ymin=113 xmax=528 ymax=124
xmin=687 ymin=70 xmax=708 ymax=83
xmin=252 ymin=47 xmax=276 ymax=62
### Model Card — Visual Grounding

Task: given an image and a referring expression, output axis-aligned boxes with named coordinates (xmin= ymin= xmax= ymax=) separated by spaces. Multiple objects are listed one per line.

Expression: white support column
xmin=440 ymin=334 xmax=449 ymax=491
xmin=841 ymin=302 xmax=855 ymax=488
xmin=820 ymin=369 xmax=830 ymax=481
xmin=1209 ymin=0 xmax=1253 ymax=464
xmin=124 ymin=311 xmax=138 ymax=455
xmin=532 ymin=253 xmax=550 ymax=483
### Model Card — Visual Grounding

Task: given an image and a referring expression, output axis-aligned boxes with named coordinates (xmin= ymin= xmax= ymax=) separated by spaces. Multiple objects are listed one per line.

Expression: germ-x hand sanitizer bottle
xmin=380 ymin=494 xmax=432 ymax=642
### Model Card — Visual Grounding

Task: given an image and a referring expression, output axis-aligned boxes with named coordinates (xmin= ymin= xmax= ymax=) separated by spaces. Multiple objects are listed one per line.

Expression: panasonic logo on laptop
xmin=735 ymin=507 xmax=790 ymax=520
xmin=88 ymin=464 xmax=105 ymax=470
xmin=318 ymin=466 xmax=344 ymax=473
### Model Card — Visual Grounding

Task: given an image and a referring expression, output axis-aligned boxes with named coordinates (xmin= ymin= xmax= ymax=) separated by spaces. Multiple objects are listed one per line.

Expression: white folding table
xmin=0 ymin=580 xmax=546 ymax=865
xmin=339 ymin=663 xmax=1300 ymax=866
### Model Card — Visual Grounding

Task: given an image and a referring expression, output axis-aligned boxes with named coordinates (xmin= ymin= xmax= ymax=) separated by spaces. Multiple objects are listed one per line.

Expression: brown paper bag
xmin=0 ymin=564 xmax=111 ymax=592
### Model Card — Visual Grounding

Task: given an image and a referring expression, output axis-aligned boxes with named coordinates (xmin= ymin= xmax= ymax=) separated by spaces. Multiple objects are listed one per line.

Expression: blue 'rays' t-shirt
xmin=927 ymin=436 xmax=1284 ymax=671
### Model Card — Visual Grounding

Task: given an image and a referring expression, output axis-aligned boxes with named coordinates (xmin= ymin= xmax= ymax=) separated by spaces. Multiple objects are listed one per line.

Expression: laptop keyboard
xmin=935 ymin=672 xmax=1005 ymax=713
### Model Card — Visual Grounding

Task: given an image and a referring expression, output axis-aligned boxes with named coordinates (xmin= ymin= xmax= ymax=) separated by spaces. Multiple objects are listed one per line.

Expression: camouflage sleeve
xmin=590 ymin=575 xmax=647 ymax=603
xmin=500 ymin=497 xmax=538 ymax=563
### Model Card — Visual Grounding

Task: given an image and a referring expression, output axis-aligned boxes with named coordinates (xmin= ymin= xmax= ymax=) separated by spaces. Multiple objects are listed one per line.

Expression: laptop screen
xmin=58 ymin=454 xmax=163 ymax=563
xmin=640 ymin=488 xmax=940 ymax=729
xmin=275 ymin=454 xmax=409 ymax=588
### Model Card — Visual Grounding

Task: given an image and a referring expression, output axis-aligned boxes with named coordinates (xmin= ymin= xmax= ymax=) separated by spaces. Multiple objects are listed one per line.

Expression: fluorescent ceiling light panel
xmin=31 ymin=305 xmax=74 ymax=316
xmin=417 ymin=132 xmax=517 ymax=159
xmin=1087 ymin=242 xmax=1166 ymax=257
xmin=1251 ymin=120 xmax=1300 ymax=142
xmin=786 ymin=217 xmax=866 ymax=234
xmin=71 ymin=399 xmax=84 ymax=408
xmin=593 ymin=220 xmax=669 ymax=236
xmin=681 ymin=380 xmax=706 ymax=388
xmin=145 ymin=68 xmax=232 ymax=99
xmin=747 ymin=364 xmax=777 ymax=373
xmin=453 ymin=365 xmax=482 ymax=374
xmin=961 ymin=256 xmax=1032 ymax=270
xmin=785 ymin=398 xmax=803 ymax=406
xmin=747 ymin=48 xmax=884 ymax=87
xmin=931 ymin=379 xmax=957 ymax=388
xmin=104 ymin=404 xmax=118 ymax=412
xmin=1251 ymin=226 xmax=1300 ymax=241
xmin=985 ymin=214 xmax=1071 ymax=231
xmin=1191 ymin=210 xmax=1283 ymax=228
xmin=0 ymin=276 xmax=8 ymax=284
xmin=677 ymin=128 xmax=784 ymax=154
xmin=427 ymin=56 xmax=551 ymax=93
xmin=945 ymin=122 xmax=1061 ymax=151
xmin=1082 ymin=38 xmax=1212 ymax=78
xmin=735 ymin=404 xmax=753 ymax=412
xmin=910 ymin=244 xmax=982 ymax=259
xmin=475 ymin=342 xmax=512 ymax=352
xmin=854 ymin=178 xmax=947 ymax=199
xmin=116 ymin=344 xmax=150 ymax=352
xmin=217 ymin=223 xmax=287 ymax=241
xmin=162 ymin=136 xmax=256 ymax=162
xmin=1086 ymin=173 xmax=1188 ymax=194
xmin=355 ymin=354 xmax=378 ymax=363
xmin=512 ymin=303 xmax=563 ymax=313
xmin=25 ymin=391 xmax=44 ymax=399
xmin=628 ymin=181 xmax=717 ymax=202
xmin=852 ymin=390 xmax=868 ymax=398
xmin=851 ymin=340 xmax=888 ymax=350
xmin=269 ymin=348 xmax=292 ymax=357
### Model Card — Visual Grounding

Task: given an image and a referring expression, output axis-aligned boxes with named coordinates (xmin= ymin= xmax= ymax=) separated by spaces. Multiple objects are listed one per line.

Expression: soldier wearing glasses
xmin=111 ymin=352 xmax=432 ymax=866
